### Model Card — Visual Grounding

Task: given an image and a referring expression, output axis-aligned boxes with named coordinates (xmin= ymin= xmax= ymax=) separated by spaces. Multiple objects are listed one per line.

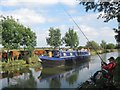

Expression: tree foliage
xmin=63 ymin=28 xmax=79 ymax=49
xmin=114 ymin=28 xmax=120 ymax=47
xmin=78 ymin=45 xmax=85 ymax=50
xmin=20 ymin=27 xmax=36 ymax=50
xmin=106 ymin=43 xmax=115 ymax=49
xmin=0 ymin=19 xmax=2 ymax=44
xmin=46 ymin=27 xmax=62 ymax=48
xmin=79 ymin=1 xmax=120 ymax=22
xmin=85 ymin=41 xmax=100 ymax=50
xmin=1 ymin=16 xmax=36 ymax=50
xmin=100 ymin=40 xmax=107 ymax=49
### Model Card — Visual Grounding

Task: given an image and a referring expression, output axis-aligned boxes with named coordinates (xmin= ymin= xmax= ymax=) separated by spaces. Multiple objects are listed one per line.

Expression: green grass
xmin=90 ymin=49 xmax=118 ymax=55
xmin=0 ymin=55 xmax=42 ymax=72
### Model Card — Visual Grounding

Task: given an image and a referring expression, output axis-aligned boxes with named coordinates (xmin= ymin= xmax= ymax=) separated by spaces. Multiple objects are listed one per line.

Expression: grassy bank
xmin=90 ymin=49 xmax=118 ymax=55
xmin=0 ymin=55 xmax=42 ymax=72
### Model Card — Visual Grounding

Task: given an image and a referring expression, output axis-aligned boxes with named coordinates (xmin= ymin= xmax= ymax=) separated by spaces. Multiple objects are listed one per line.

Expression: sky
xmin=0 ymin=0 xmax=118 ymax=48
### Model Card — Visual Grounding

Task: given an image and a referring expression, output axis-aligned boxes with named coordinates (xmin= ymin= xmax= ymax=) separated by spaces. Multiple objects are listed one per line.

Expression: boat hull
xmin=76 ymin=55 xmax=90 ymax=63
xmin=39 ymin=56 xmax=66 ymax=67
xmin=41 ymin=59 xmax=65 ymax=67
xmin=39 ymin=56 xmax=90 ymax=67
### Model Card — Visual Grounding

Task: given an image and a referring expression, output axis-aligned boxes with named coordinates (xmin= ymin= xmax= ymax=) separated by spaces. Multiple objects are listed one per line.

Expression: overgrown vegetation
xmin=114 ymin=57 xmax=120 ymax=87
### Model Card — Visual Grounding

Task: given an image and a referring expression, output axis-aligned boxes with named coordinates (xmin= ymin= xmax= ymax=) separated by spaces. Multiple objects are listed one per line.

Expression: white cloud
xmin=99 ymin=27 xmax=115 ymax=37
xmin=73 ymin=13 xmax=99 ymax=25
xmin=60 ymin=0 xmax=78 ymax=6
xmin=0 ymin=0 xmax=78 ymax=6
xmin=36 ymin=33 xmax=48 ymax=47
xmin=68 ymin=9 xmax=78 ymax=14
xmin=47 ymin=18 xmax=61 ymax=23
xmin=15 ymin=8 xmax=46 ymax=25
xmin=1 ymin=8 xmax=46 ymax=27
xmin=69 ymin=24 xmax=116 ymax=45
xmin=0 ymin=0 xmax=18 ymax=6
xmin=80 ymin=25 xmax=99 ymax=37
xmin=32 ymin=27 xmax=49 ymax=47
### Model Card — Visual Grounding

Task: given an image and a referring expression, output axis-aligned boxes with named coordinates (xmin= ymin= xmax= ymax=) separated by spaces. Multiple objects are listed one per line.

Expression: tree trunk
xmin=117 ymin=15 xmax=120 ymax=56
xmin=7 ymin=49 xmax=9 ymax=63
xmin=24 ymin=52 xmax=29 ymax=64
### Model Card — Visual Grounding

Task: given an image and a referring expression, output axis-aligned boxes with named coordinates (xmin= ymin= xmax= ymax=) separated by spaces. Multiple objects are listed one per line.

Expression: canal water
xmin=0 ymin=52 xmax=119 ymax=89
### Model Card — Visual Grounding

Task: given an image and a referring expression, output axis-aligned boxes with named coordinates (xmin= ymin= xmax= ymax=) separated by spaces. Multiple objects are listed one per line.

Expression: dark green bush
xmin=114 ymin=57 xmax=120 ymax=84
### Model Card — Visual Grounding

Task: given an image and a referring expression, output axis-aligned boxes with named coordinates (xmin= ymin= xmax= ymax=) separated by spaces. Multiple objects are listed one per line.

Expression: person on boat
xmin=48 ymin=51 xmax=52 ymax=57
xmin=101 ymin=57 xmax=117 ymax=82
xmin=53 ymin=50 xmax=60 ymax=58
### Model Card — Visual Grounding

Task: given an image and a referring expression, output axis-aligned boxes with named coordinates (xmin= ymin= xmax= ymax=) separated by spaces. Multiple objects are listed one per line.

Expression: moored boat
xmin=39 ymin=49 xmax=90 ymax=67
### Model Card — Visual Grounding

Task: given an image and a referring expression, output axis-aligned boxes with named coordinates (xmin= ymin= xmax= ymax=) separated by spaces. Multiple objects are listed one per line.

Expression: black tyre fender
xmin=91 ymin=70 xmax=103 ymax=83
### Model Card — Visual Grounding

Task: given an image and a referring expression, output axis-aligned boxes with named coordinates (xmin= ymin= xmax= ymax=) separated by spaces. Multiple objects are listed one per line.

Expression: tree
xmin=1 ymin=16 xmax=36 ymax=51
xmin=1 ymin=16 xmax=21 ymax=50
xmin=63 ymin=28 xmax=79 ymax=49
xmin=78 ymin=45 xmax=85 ymax=50
xmin=66 ymin=72 xmax=79 ymax=85
xmin=85 ymin=41 xmax=100 ymax=50
xmin=20 ymin=27 xmax=36 ymax=51
xmin=100 ymin=40 xmax=107 ymax=50
xmin=46 ymin=27 xmax=62 ymax=49
xmin=114 ymin=28 xmax=120 ymax=48
xmin=106 ymin=43 xmax=115 ymax=49
xmin=79 ymin=1 xmax=120 ymax=48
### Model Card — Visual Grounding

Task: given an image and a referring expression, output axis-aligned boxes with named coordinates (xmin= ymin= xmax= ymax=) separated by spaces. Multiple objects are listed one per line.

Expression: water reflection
xmin=1 ymin=66 xmax=42 ymax=89
xmin=1 ymin=59 xmax=89 ymax=89
xmin=66 ymin=71 xmax=79 ymax=85
xmin=49 ymin=78 xmax=61 ymax=89
xmin=38 ymin=60 xmax=89 ymax=88
xmin=1 ymin=52 xmax=119 ymax=89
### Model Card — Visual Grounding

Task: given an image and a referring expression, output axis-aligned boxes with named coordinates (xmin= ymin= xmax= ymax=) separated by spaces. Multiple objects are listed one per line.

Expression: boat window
xmin=70 ymin=52 xmax=73 ymax=56
xmin=74 ymin=52 xmax=78 ymax=56
xmin=53 ymin=50 xmax=60 ymax=57
xmin=80 ymin=52 xmax=82 ymax=55
xmin=60 ymin=52 xmax=64 ymax=57
xmin=63 ymin=52 xmax=66 ymax=56
xmin=72 ymin=52 xmax=76 ymax=56
xmin=66 ymin=52 xmax=70 ymax=56
xmin=85 ymin=52 xmax=88 ymax=54
xmin=77 ymin=52 xmax=79 ymax=55
xmin=56 ymin=51 xmax=60 ymax=57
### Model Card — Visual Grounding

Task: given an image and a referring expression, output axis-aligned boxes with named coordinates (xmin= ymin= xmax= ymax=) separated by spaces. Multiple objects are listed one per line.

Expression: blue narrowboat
xmin=39 ymin=50 xmax=90 ymax=67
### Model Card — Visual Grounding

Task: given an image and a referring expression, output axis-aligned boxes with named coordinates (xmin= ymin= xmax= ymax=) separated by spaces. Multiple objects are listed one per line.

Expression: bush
xmin=116 ymin=57 xmax=120 ymax=70
xmin=114 ymin=57 xmax=120 ymax=83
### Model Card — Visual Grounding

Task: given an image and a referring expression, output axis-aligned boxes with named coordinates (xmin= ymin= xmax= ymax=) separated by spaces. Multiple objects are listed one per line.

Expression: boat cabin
xmin=44 ymin=50 xmax=90 ymax=58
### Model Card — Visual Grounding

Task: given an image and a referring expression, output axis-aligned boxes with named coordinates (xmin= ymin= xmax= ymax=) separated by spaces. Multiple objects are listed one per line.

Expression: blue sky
xmin=0 ymin=0 xmax=118 ymax=47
